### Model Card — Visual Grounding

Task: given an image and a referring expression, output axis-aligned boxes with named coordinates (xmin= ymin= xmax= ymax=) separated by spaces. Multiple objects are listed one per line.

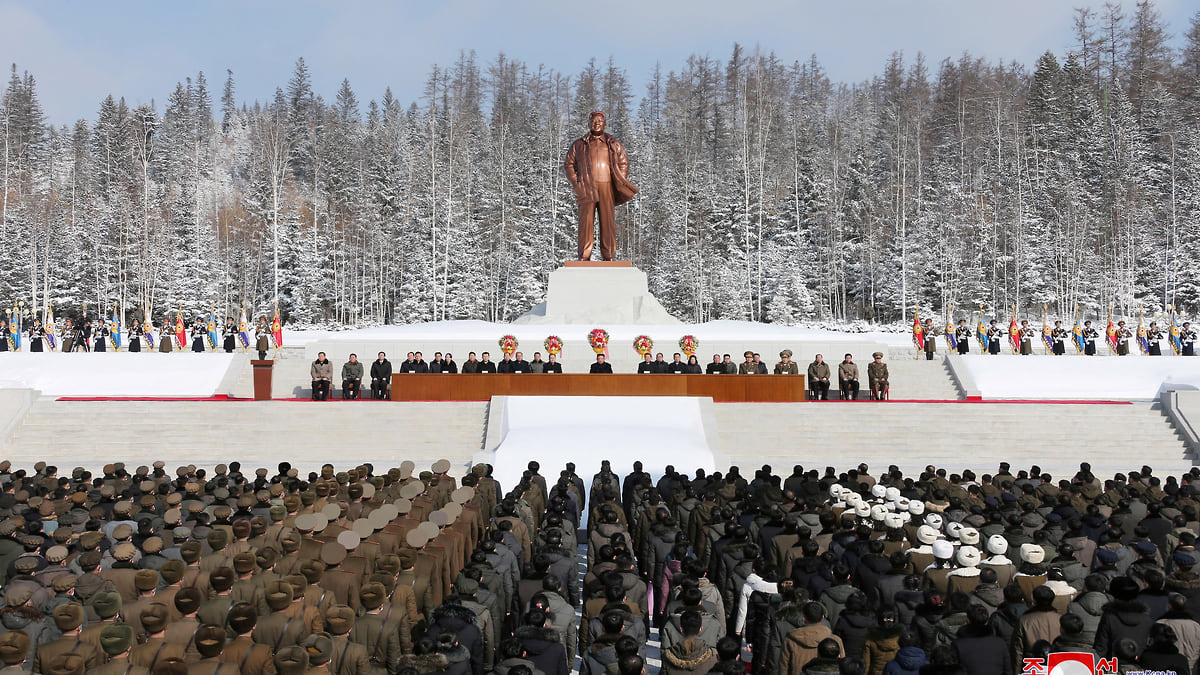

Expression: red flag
xmin=1008 ymin=316 xmax=1020 ymax=354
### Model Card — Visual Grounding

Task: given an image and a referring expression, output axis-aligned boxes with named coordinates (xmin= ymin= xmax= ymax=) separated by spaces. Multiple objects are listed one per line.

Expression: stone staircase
xmin=228 ymin=345 xmax=313 ymax=398
xmin=882 ymin=356 xmax=963 ymax=400
xmin=711 ymin=399 xmax=1194 ymax=476
xmin=3 ymin=399 xmax=490 ymax=475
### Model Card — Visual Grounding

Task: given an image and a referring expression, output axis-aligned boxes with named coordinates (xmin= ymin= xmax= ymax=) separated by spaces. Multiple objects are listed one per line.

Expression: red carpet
xmin=55 ymin=395 xmax=1133 ymax=405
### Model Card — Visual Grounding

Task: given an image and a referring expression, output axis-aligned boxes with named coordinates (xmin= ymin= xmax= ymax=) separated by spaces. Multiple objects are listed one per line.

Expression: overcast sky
xmin=1 ymin=0 xmax=1195 ymax=125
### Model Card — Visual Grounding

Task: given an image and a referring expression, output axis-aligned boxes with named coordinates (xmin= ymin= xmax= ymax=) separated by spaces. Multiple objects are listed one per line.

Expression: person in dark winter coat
xmin=1137 ymin=623 xmax=1192 ymax=675
xmin=950 ymin=606 xmax=1009 ymax=675
xmin=881 ymin=632 xmax=927 ymax=675
xmin=796 ymin=638 xmax=842 ymax=675
xmin=426 ymin=601 xmax=485 ymax=675
xmin=833 ymin=592 xmax=873 ymax=660
xmin=1067 ymin=574 xmax=1111 ymax=647
xmin=986 ymin=585 xmax=1027 ymax=646
xmin=493 ymin=638 xmax=547 ymax=675
xmin=370 ymin=353 xmax=392 ymax=400
xmin=434 ymin=632 xmax=475 ymax=675
xmin=1051 ymin=613 xmax=1097 ymax=655
xmin=1094 ymin=576 xmax=1154 ymax=659
xmin=581 ymin=612 xmax=623 ymax=675
xmin=659 ymin=611 xmax=717 ymax=675
xmin=514 ymin=611 xmax=567 ymax=675
xmin=400 ymin=637 xmax=452 ymax=674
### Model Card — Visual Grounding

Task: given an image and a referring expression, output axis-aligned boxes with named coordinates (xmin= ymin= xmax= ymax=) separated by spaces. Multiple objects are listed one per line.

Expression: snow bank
xmin=489 ymin=396 xmax=715 ymax=508
xmin=0 ymin=352 xmax=236 ymax=397
xmin=961 ymin=354 xmax=1200 ymax=399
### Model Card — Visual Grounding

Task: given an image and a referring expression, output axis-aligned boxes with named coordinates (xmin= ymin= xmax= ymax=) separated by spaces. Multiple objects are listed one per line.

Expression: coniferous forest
xmin=2 ymin=4 xmax=1199 ymax=327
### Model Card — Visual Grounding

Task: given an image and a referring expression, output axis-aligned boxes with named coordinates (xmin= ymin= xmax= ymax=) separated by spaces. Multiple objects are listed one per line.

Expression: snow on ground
xmin=962 ymin=354 xmax=1200 ymax=399
xmin=488 ymin=396 xmax=715 ymax=509
xmin=0 ymin=352 xmax=235 ymax=397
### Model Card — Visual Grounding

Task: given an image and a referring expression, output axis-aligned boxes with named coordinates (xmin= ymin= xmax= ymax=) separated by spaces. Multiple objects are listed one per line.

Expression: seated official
xmin=511 ymin=351 xmax=532 ymax=373
xmin=311 ymin=352 xmax=332 ymax=401
xmin=544 ymin=354 xmax=563 ymax=373
xmin=806 ymin=353 xmax=830 ymax=400
xmin=775 ymin=349 xmax=799 ymax=375
xmin=477 ymin=352 xmax=498 ymax=373
xmin=684 ymin=355 xmax=703 ymax=374
xmin=440 ymin=352 xmax=458 ymax=373
xmin=429 ymin=351 xmax=446 ymax=373
xmin=667 ymin=353 xmax=687 ymax=374
xmin=497 ymin=353 xmax=516 ymax=373
xmin=705 ymin=354 xmax=724 ymax=374
xmin=530 ymin=352 xmax=547 ymax=373
xmin=589 ymin=354 xmax=613 ymax=373
xmin=838 ymin=353 xmax=859 ymax=401
xmin=461 ymin=352 xmax=481 ymax=373
xmin=637 ymin=354 xmax=655 ymax=373
xmin=341 ymin=354 xmax=363 ymax=400
xmin=370 ymin=352 xmax=391 ymax=400
xmin=398 ymin=352 xmax=419 ymax=373
xmin=868 ymin=351 xmax=889 ymax=400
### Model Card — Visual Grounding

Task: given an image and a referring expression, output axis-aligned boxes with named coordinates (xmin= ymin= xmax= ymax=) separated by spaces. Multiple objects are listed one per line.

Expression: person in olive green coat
xmin=867 ymin=352 xmax=889 ymax=400
xmin=923 ymin=319 xmax=937 ymax=360
xmin=341 ymin=354 xmax=364 ymax=400
xmin=774 ymin=350 xmax=799 ymax=375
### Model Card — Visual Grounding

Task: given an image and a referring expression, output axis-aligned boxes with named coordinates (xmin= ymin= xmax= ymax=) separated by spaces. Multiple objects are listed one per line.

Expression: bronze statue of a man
xmin=563 ymin=111 xmax=638 ymax=261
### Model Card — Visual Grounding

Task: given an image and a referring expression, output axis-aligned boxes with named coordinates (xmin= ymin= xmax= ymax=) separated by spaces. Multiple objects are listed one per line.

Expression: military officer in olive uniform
xmin=774 ymin=349 xmax=799 ymax=375
xmin=868 ymin=351 xmax=889 ymax=400
xmin=922 ymin=319 xmax=937 ymax=360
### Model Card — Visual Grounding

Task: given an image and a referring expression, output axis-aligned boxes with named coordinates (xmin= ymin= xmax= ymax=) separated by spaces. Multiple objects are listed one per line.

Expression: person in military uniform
xmin=1050 ymin=321 xmax=1068 ymax=355
xmin=922 ymin=318 xmax=937 ymax=360
xmin=323 ymin=605 xmax=371 ymax=675
xmin=1147 ymin=322 xmax=1164 ymax=356
xmin=159 ymin=320 xmax=174 ymax=353
xmin=837 ymin=353 xmax=859 ymax=401
xmin=129 ymin=603 xmax=186 ymax=671
xmin=955 ymin=319 xmax=972 ymax=354
xmin=1018 ymin=320 xmax=1034 ymax=355
xmin=93 ymin=624 xmax=149 ymax=675
xmin=986 ymin=319 xmax=1003 ymax=355
xmin=737 ymin=351 xmax=758 ymax=375
xmin=29 ymin=319 xmax=44 ymax=352
xmin=1082 ymin=320 xmax=1099 ymax=355
xmin=60 ymin=318 xmax=77 ymax=353
xmin=127 ymin=318 xmax=144 ymax=353
xmin=0 ymin=631 xmax=30 ymax=675
xmin=190 ymin=318 xmax=207 ymax=353
xmin=191 ymin=625 xmax=235 ymax=675
xmin=255 ymin=317 xmax=272 ymax=360
xmin=223 ymin=317 xmax=238 ymax=353
xmin=1184 ymin=322 xmax=1197 ymax=356
xmin=349 ymin=583 xmax=402 ymax=675
xmin=774 ymin=350 xmax=798 ymax=375
xmin=222 ymin=603 xmax=276 ymax=675
xmin=867 ymin=352 xmax=889 ymax=401
xmin=94 ymin=318 xmax=110 ymax=352
xmin=34 ymin=604 xmax=102 ymax=674
xmin=1116 ymin=320 xmax=1132 ymax=355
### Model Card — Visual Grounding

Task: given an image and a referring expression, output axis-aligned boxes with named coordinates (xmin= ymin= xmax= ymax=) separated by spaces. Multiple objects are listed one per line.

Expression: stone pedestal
xmin=513 ymin=262 xmax=681 ymax=325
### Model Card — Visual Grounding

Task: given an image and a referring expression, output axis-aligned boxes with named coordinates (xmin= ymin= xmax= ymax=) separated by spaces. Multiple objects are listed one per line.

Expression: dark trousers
xmin=128 ymin=339 xmax=140 ymax=353
xmin=342 ymin=379 xmax=360 ymax=400
xmin=312 ymin=380 xmax=330 ymax=401
xmin=257 ymin=351 xmax=267 ymax=360
xmin=1053 ymin=342 xmax=1065 ymax=355
xmin=1149 ymin=344 xmax=1161 ymax=356
xmin=94 ymin=340 xmax=106 ymax=352
xmin=957 ymin=342 xmax=969 ymax=355
xmin=1085 ymin=342 xmax=1096 ymax=355
xmin=811 ymin=381 xmax=830 ymax=401
xmin=1185 ymin=344 xmax=1195 ymax=356
xmin=925 ymin=349 xmax=935 ymax=360
xmin=578 ymin=180 xmax=616 ymax=260
xmin=371 ymin=380 xmax=389 ymax=400
xmin=840 ymin=381 xmax=859 ymax=400
xmin=988 ymin=342 xmax=1001 ymax=355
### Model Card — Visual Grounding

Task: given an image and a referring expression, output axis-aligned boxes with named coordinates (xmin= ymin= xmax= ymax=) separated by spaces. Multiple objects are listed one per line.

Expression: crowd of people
xmin=0 ymin=457 xmax=1196 ymax=675
xmin=0 ymin=316 xmax=277 ymax=360
xmin=919 ymin=317 xmax=1199 ymax=359
xmin=309 ymin=350 xmax=890 ymax=401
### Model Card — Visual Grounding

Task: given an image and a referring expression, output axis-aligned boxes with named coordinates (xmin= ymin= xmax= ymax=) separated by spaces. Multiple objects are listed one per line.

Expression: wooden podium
xmin=251 ymin=360 xmax=274 ymax=400
xmin=390 ymin=374 xmax=805 ymax=402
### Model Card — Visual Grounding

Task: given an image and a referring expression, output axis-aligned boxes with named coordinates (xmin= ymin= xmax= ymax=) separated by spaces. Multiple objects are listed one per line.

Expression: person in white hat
xmin=1014 ymin=543 xmax=1048 ymax=603
xmin=981 ymin=535 xmax=1016 ymax=587
xmin=947 ymin=546 xmax=982 ymax=595
xmin=907 ymin=526 xmax=940 ymax=579
xmin=924 ymin=540 xmax=956 ymax=593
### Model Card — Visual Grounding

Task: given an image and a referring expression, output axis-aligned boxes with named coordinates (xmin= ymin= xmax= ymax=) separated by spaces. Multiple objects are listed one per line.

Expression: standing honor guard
xmin=986 ymin=320 xmax=1004 ymax=355
xmin=222 ymin=317 xmax=237 ymax=353
xmin=254 ymin=317 xmax=271 ymax=360
xmin=190 ymin=318 xmax=206 ymax=353
xmin=93 ymin=317 xmax=110 ymax=352
xmin=1115 ymin=321 xmax=1132 ymax=356
xmin=922 ymin=318 xmax=937 ymax=360
xmin=1082 ymin=321 xmax=1099 ymax=355
xmin=1146 ymin=322 xmax=1163 ymax=356
xmin=127 ymin=319 xmax=143 ymax=353
xmin=1184 ymin=323 xmax=1197 ymax=356
xmin=158 ymin=320 xmax=174 ymax=353
xmin=1018 ymin=320 xmax=1035 ymax=355
xmin=61 ymin=317 xmax=78 ymax=353
xmin=0 ymin=316 xmax=8 ymax=352
xmin=29 ymin=319 xmax=44 ymax=352
xmin=955 ymin=320 xmax=972 ymax=355
xmin=1050 ymin=321 xmax=1068 ymax=355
